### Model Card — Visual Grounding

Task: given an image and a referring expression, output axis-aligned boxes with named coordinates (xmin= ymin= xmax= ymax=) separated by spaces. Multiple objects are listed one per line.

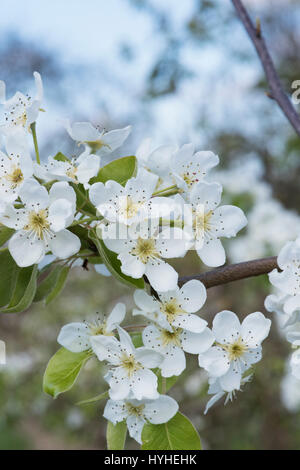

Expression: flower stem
xmin=152 ymin=185 xmax=178 ymax=197
xmin=30 ymin=122 xmax=40 ymax=164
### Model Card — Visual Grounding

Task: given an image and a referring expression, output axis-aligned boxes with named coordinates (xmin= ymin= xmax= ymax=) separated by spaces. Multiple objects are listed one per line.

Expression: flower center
xmin=66 ymin=165 xmax=78 ymax=181
xmin=193 ymin=209 xmax=213 ymax=238
xmin=182 ymin=171 xmax=199 ymax=188
xmin=6 ymin=167 xmax=24 ymax=187
xmin=120 ymin=353 xmax=141 ymax=378
xmin=119 ymin=196 xmax=142 ymax=221
xmin=85 ymin=140 xmax=111 ymax=153
xmin=24 ymin=210 xmax=50 ymax=239
xmin=131 ymin=237 xmax=158 ymax=264
xmin=220 ymin=337 xmax=248 ymax=361
xmin=126 ymin=403 xmax=145 ymax=417
xmin=160 ymin=298 xmax=185 ymax=323
xmin=160 ymin=328 xmax=182 ymax=347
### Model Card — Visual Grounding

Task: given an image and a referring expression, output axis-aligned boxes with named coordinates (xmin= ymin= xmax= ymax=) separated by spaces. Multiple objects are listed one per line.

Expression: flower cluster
xmin=0 ymin=72 xmax=273 ymax=448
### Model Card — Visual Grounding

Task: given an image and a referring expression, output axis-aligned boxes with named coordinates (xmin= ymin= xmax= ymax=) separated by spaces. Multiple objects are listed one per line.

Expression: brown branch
xmin=178 ymin=256 xmax=278 ymax=289
xmin=231 ymin=0 xmax=300 ymax=137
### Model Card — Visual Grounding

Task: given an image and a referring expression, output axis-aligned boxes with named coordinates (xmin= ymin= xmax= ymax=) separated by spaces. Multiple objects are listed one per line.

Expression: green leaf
xmin=0 ymin=225 xmax=14 ymax=247
xmin=141 ymin=412 xmax=202 ymax=450
xmin=69 ymin=225 xmax=95 ymax=251
xmin=0 ymin=263 xmax=38 ymax=314
xmin=131 ymin=332 xmax=143 ymax=348
xmin=45 ymin=266 xmax=70 ymax=305
xmin=34 ymin=265 xmax=65 ymax=302
xmin=53 ymin=152 xmax=70 ymax=162
xmin=107 ymin=421 xmax=127 ymax=450
xmin=0 ymin=249 xmax=18 ymax=308
xmin=89 ymin=230 xmax=144 ymax=289
xmin=72 ymin=183 xmax=96 ymax=216
xmin=43 ymin=347 xmax=92 ymax=398
xmin=90 ymin=156 xmax=137 ymax=186
xmin=76 ymin=391 xmax=109 ymax=406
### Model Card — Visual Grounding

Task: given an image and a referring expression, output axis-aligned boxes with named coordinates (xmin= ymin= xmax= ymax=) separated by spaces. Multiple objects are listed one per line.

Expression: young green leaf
xmin=0 ymin=249 xmax=18 ymax=308
xmin=107 ymin=421 xmax=127 ymax=450
xmin=43 ymin=347 xmax=92 ymax=398
xmin=45 ymin=266 xmax=70 ymax=305
xmin=0 ymin=225 xmax=14 ymax=247
xmin=53 ymin=152 xmax=70 ymax=162
xmin=1 ymin=265 xmax=38 ymax=313
xmin=90 ymin=155 xmax=137 ymax=186
xmin=34 ymin=265 xmax=65 ymax=302
xmin=141 ymin=412 xmax=202 ymax=450
xmin=89 ymin=230 xmax=144 ymax=289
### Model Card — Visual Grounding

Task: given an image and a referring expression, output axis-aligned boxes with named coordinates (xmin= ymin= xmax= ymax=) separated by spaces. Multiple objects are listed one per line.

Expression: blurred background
xmin=0 ymin=0 xmax=300 ymax=450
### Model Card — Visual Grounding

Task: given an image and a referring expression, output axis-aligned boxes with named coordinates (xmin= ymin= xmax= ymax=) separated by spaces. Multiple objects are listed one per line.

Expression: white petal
xmin=198 ymin=346 xmax=230 ymax=377
xmin=190 ymin=181 xmax=222 ymax=212
xmin=130 ymin=368 xmax=159 ymax=400
xmin=49 ymin=181 xmax=76 ymax=208
xmin=103 ymin=399 xmax=127 ymax=425
xmin=211 ymin=205 xmax=247 ymax=238
xmin=181 ymin=327 xmax=214 ymax=354
xmin=241 ymin=312 xmax=271 ymax=348
xmin=57 ymin=323 xmax=90 ymax=352
xmin=48 ymin=199 xmax=73 ymax=232
xmin=89 ymin=182 xmax=106 ymax=208
xmin=49 ymin=229 xmax=80 ymax=258
xmin=204 ymin=392 xmax=224 ymax=414
xmin=19 ymin=179 xmax=49 ymax=209
xmin=212 ymin=310 xmax=241 ymax=343
xmin=106 ymin=303 xmax=126 ymax=332
xmin=117 ymin=326 xmax=135 ymax=355
xmin=66 ymin=121 xmax=100 ymax=142
xmin=160 ymin=347 xmax=186 ymax=377
xmin=76 ymin=154 xmax=100 ymax=184
xmin=134 ymin=289 xmax=158 ymax=313
xmin=145 ymin=259 xmax=178 ymax=292
xmin=9 ymin=231 xmax=45 ymax=267
xmin=118 ymin=252 xmax=146 ymax=279
xmin=90 ymin=335 xmax=122 ymax=364
xmin=171 ymin=313 xmax=207 ymax=333
xmin=197 ymin=238 xmax=226 ymax=267
xmin=107 ymin=368 xmax=131 ymax=400
xmin=126 ymin=415 xmax=145 ymax=444
xmin=144 ymin=395 xmax=178 ymax=424
xmin=156 ymin=228 xmax=188 ymax=259
xmin=135 ymin=347 xmax=163 ymax=368
xmin=219 ymin=363 xmax=242 ymax=392
xmin=100 ymin=126 xmax=131 ymax=154
xmin=178 ymin=279 xmax=207 ymax=312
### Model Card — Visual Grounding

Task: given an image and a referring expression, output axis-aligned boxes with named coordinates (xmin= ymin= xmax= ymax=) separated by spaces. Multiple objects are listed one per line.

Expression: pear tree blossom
xmin=89 ymin=168 xmax=173 ymax=226
xmin=34 ymin=149 xmax=100 ymax=186
xmin=133 ymin=279 xmax=208 ymax=332
xmin=91 ymin=326 xmax=163 ymax=400
xmin=204 ymin=375 xmax=253 ymax=414
xmin=175 ymin=180 xmax=247 ymax=267
xmin=0 ymin=72 xmax=43 ymax=132
xmin=0 ymin=127 xmax=33 ymax=202
xmin=63 ymin=119 xmax=131 ymax=156
xmin=101 ymin=219 xmax=191 ymax=291
xmin=265 ymin=238 xmax=300 ymax=326
xmin=104 ymin=394 xmax=178 ymax=444
xmin=199 ymin=310 xmax=271 ymax=392
xmin=142 ymin=322 xmax=214 ymax=377
xmin=57 ymin=303 xmax=126 ymax=353
xmin=0 ymin=179 xmax=80 ymax=267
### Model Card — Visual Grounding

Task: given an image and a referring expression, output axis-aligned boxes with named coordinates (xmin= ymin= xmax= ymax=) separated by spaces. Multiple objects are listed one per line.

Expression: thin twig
xmin=231 ymin=0 xmax=300 ymax=137
xmin=178 ymin=256 xmax=278 ymax=288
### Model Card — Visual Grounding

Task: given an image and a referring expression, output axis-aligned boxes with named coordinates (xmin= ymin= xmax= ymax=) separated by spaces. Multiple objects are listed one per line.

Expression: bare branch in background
xmin=231 ymin=0 xmax=300 ymax=137
xmin=179 ymin=256 xmax=278 ymax=288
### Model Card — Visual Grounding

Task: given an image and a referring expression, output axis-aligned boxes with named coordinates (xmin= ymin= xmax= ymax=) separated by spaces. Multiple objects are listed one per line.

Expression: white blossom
xmin=57 ymin=303 xmax=126 ymax=353
xmin=89 ymin=168 xmax=173 ymax=226
xmin=0 ymin=179 xmax=80 ymax=267
xmin=133 ymin=280 xmax=207 ymax=333
xmin=63 ymin=119 xmax=131 ymax=156
xmin=0 ymin=72 xmax=43 ymax=132
xmin=175 ymin=180 xmax=247 ymax=267
xmin=204 ymin=374 xmax=252 ymax=414
xmin=104 ymin=394 xmax=178 ymax=444
xmin=199 ymin=310 xmax=271 ymax=392
xmin=170 ymin=143 xmax=219 ymax=194
xmin=136 ymin=138 xmax=177 ymax=187
xmin=101 ymin=219 xmax=190 ymax=292
xmin=265 ymin=238 xmax=300 ymax=326
xmin=34 ymin=149 xmax=100 ymax=186
xmin=91 ymin=326 xmax=163 ymax=401
xmin=0 ymin=127 xmax=33 ymax=202
xmin=142 ymin=323 xmax=214 ymax=377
